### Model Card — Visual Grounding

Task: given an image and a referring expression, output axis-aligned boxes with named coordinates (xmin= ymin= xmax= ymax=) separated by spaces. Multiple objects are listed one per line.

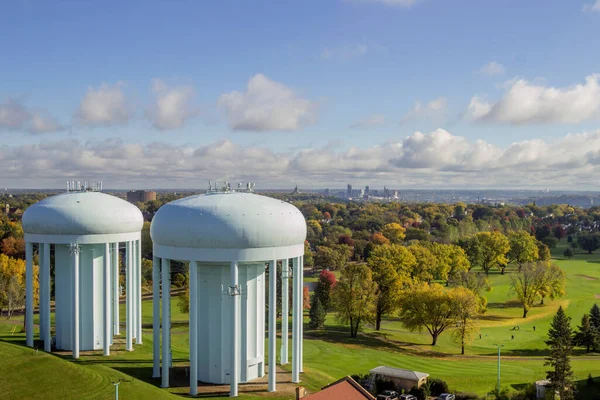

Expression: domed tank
xmin=22 ymin=185 xmax=144 ymax=358
xmin=150 ymin=190 xmax=307 ymax=396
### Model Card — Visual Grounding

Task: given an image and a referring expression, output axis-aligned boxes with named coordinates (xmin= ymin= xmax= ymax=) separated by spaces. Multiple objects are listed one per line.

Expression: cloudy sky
xmin=2 ymin=0 xmax=600 ymax=190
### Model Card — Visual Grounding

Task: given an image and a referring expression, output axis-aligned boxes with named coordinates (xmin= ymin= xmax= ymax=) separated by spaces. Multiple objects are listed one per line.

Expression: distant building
xmin=324 ymin=188 xmax=330 ymax=196
xmin=347 ymin=184 xmax=353 ymax=198
xmin=127 ymin=190 xmax=157 ymax=203
xmin=364 ymin=186 xmax=370 ymax=199
xmin=292 ymin=185 xmax=300 ymax=194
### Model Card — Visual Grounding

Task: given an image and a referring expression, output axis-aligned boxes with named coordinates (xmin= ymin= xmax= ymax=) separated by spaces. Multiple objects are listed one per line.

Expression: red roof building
xmin=299 ymin=376 xmax=375 ymax=400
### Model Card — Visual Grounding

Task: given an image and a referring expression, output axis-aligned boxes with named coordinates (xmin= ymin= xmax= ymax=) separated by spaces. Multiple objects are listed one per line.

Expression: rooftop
xmin=369 ymin=366 xmax=429 ymax=381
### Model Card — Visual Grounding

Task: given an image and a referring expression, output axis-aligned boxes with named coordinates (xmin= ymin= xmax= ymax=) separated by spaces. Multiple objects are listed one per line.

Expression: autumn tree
xmin=314 ymin=245 xmax=350 ymax=271
xmin=0 ymin=236 xmax=26 ymax=259
xmin=314 ymin=269 xmax=336 ymax=311
xmin=407 ymin=244 xmax=437 ymax=282
xmin=545 ymin=306 xmax=574 ymax=400
xmin=510 ymin=262 xmax=546 ymax=318
xmin=538 ymin=263 xmax=565 ymax=305
xmin=303 ymin=241 xmax=314 ymax=270
xmin=448 ymin=270 xmax=491 ymax=312
xmin=473 ymin=231 xmax=510 ymax=275
xmin=370 ymin=232 xmax=390 ymax=246
xmin=382 ymin=223 xmax=406 ymax=244
xmin=506 ymin=230 xmax=539 ymax=273
xmin=553 ymin=225 xmax=566 ymax=241
xmin=451 ymin=286 xmax=481 ymax=355
xmin=332 ymin=263 xmax=376 ymax=338
xmin=0 ymin=254 xmax=38 ymax=318
xmin=368 ymin=244 xmax=408 ymax=330
xmin=423 ymin=242 xmax=469 ymax=283
xmin=398 ymin=283 xmax=458 ymax=346
xmin=536 ymin=241 xmax=551 ymax=261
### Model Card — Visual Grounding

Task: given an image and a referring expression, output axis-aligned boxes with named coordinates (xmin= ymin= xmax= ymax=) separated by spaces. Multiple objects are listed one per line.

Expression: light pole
xmin=493 ymin=344 xmax=504 ymax=392
xmin=111 ymin=379 xmax=130 ymax=400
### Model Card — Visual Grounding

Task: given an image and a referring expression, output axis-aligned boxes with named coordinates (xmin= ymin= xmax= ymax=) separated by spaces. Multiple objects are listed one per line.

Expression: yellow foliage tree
xmin=382 ymin=223 xmax=406 ymax=244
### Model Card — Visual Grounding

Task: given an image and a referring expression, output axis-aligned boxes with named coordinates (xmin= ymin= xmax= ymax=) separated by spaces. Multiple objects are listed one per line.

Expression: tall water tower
xmin=150 ymin=183 xmax=307 ymax=397
xmin=22 ymin=181 xmax=144 ymax=358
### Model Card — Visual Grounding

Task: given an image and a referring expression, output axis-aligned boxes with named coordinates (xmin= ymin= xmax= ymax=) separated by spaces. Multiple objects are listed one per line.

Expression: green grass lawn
xmin=1 ymin=243 xmax=599 ymax=399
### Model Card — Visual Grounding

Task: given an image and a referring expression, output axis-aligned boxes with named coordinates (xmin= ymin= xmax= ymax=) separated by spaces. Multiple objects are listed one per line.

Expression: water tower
xmin=22 ymin=181 xmax=144 ymax=358
xmin=150 ymin=183 xmax=307 ymax=397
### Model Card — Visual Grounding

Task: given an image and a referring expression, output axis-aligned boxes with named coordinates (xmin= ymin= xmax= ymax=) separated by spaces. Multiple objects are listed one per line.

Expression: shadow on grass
xmin=487 ymin=300 xmax=522 ymax=309
xmin=305 ymin=325 xmax=452 ymax=359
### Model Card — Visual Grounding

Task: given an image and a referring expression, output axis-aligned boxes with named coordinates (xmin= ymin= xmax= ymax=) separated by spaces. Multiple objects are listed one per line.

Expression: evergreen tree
xmin=590 ymin=304 xmax=600 ymax=331
xmin=573 ymin=314 xmax=597 ymax=353
xmin=545 ymin=306 xmax=574 ymax=400
xmin=308 ymin=295 xmax=327 ymax=330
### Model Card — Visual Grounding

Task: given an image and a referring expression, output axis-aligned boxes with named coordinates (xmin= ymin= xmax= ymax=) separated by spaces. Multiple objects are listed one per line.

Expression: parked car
xmin=399 ymin=395 xmax=417 ymax=400
xmin=377 ymin=390 xmax=400 ymax=400
xmin=437 ymin=394 xmax=456 ymax=400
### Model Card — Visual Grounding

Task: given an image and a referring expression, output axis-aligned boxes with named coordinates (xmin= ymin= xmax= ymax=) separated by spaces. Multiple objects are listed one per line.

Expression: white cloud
xmin=147 ymin=79 xmax=198 ymax=130
xmin=321 ymin=44 xmax=368 ymax=60
xmin=350 ymin=114 xmax=385 ymax=129
xmin=478 ymin=61 xmax=506 ymax=76
xmin=8 ymin=129 xmax=600 ymax=189
xmin=583 ymin=0 xmax=600 ymax=12
xmin=0 ymin=98 xmax=64 ymax=134
xmin=465 ymin=74 xmax=600 ymax=124
xmin=401 ymin=97 xmax=448 ymax=124
xmin=217 ymin=74 xmax=318 ymax=132
xmin=343 ymin=0 xmax=419 ymax=7
xmin=75 ymin=82 xmax=131 ymax=126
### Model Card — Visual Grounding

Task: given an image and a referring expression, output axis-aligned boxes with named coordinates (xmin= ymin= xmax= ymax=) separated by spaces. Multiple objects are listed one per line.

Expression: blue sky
xmin=1 ymin=0 xmax=600 ymax=189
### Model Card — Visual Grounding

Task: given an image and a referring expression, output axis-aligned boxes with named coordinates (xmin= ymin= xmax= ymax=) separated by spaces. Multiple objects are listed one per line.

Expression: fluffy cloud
xmin=321 ymin=44 xmax=368 ymax=60
xmin=583 ymin=0 xmax=600 ymax=12
xmin=466 ymin=74 xmax=600 ymax=124
xmin=6 ymin=129 xmax=600 ymax=189
xmin=478 ymin=61 xmax=505 ymax=76
xmin=401 ymin=97 xmax=447 ymax=124
xmin=0 ymin=98 xmax=64 ymax=134
xmin=147 ymin=79 xmax=198 ymax=130
xmin=217 ymin=74 xmax=318 ymax=132
xmin=350 ymin=114 xmax=385 ymax=129
xmin=75 ymin=82 xmax=131 ymax=126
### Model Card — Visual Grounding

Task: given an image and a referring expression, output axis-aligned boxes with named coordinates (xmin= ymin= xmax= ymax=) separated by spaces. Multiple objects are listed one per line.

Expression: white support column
xmin=280 ymin=258 xmax=289 ymax=365
xmin=268 ymin=259 xmax=277 ymax=392
xmin=25 ymin=242 xmax=33 ymax=347
xmin=131 ymin=241 xmax=137 ymax=343
xmin=126 ymin=242 xmax=133 ymax=351
xmin=152 ymin=256 xmax=161 ymax=378
xmin=230 ymin=261 xmax=239 ymax=397
xmin=190 ymin=261 xmax=199 ymax=396
xmin=43 ymin=243 xmax=51 ymax=352
xmin=299 ymin=255 xmax=304 ymax=373
xmin=71 ymin=243 xmax=80 ymax=359
xmin=161 ymin=258 xmax=171 ymax=388
xmin=113 ymin=243 xmax=120 ymax=336
xmin=103 ymin=243 xmax=111 ymax=356
xmin=38 ymin=244 xmax=45 ymax=342
xmin=136 ymin=239 xmax=142 ymax=344
xmin=291 ymin=257 xmax=299 ymax=383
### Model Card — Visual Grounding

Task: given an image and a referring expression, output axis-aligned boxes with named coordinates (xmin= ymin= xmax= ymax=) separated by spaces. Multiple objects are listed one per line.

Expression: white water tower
xmin=22 ymin=181 xmax=144 ymax=358
xmin=150 ymin=184 xmax=307 ymax=397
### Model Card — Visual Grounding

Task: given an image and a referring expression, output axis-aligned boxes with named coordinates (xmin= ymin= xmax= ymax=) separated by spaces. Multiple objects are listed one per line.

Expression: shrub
xmin=455 ymin=393 xmax=480 ymax=400
xmin=588 ymin=374 xmax=595 ymax=387
xmin=429 ymin=378 xmax=450 ymax=396
xmin=408 ymin=386 xmax=427 ymax=400
xmin=374 ymin=378 xmax=395 ymax=395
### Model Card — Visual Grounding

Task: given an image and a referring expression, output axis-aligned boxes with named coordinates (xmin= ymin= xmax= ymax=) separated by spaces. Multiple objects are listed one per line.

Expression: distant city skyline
xmin=1 ymin=1 xmax=600 ymax=189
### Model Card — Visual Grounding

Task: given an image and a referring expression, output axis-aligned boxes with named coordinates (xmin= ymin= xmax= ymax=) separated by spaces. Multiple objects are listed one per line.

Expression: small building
xmin=535 ymin=380 xmax=550 ymax=399
xmin=298 ymin=376 xmax=375 ymax=400
xmin=368 ymin=366 xmax=429 ymax=392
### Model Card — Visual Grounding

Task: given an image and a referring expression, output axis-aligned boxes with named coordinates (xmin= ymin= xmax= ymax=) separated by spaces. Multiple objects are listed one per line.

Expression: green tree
xmin=332 ymin=263 xmax=376 ymax=338
xmin=545 ymin=306 xmax=574 ymax=400
xmin=408 ymin=244 xmax=437 ymax=282
xmin=507 ymin=230 xmax=539 ymax=273
xmin=382 ymin=223 xmax=406 ymax=244
xmin=538 ymin=263 xmax=566 ymax=305
xmin=303 ymin=241 xmax=314 ymax=270
xmin=141 ymin=221 xmax=152 ymax=258
xmin=308 ymin=295 xmax=327 ymax=330
xmin=458 ymin=236 xmax=483 ymax=271
xmin=591 ymin=303 xmax=600 ymax=332
xmin=563 ymin=247 xmax=574 ymax=259
xmin=448 ymin=270 xmax=491 ymax=312
xmin=451 ymin=286 xmax=481 ymax=355
xmin=368 ymin=245 xmax=405 ymax=330
xmin=423 ymin=242 xmax=470 ymax=283
xmin=509 ymin=262 xmax=546 ymax=318
xmin=577 ymin=233 xmax=600 ymax=254
xmin=314 ymin=269 xmax=336 ymax=311
xmin=398 ymin=283 xmax=458 ymax=346
xmin=473 ymin=231 xmax=510 ymax=275
xmin=573 ymin=314 xmax=598 ymax=353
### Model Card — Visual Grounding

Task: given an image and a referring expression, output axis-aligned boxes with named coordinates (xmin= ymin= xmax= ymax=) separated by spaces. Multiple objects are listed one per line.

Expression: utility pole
xmin=493 ymin=344 xmax=504 ymax=392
